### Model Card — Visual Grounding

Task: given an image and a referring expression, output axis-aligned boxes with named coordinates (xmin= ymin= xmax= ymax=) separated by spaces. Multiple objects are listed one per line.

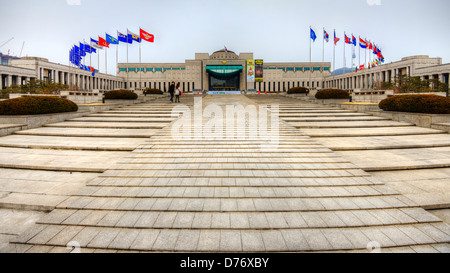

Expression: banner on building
xmin=255 ymin=59 xmax=264 ymax=82
xmin=247 ymin=59 xmax=255 ymax=83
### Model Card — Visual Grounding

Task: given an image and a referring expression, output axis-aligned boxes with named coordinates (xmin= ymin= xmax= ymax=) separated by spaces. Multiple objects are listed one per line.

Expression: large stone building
xmin=1 ymin=49 xmax=449 ymax=95
xmin=118 ymin=49 xmax=331 ymax=92
xmin=0 ymin=57 xmax=124 ymax=91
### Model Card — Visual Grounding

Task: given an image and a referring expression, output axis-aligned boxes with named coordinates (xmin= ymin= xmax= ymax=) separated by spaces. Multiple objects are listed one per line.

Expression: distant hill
xmin=331 ymin=67 xmax=354 ymax=76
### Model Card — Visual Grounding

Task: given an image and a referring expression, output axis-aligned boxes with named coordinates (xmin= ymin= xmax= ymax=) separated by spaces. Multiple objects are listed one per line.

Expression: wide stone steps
xmin=14 ymin=127 xmax=158 ymax=138
xmin=45 ymin=122 xmax=168 ymax=129
xmin=4 ymin=96 xmax=449 ymax=253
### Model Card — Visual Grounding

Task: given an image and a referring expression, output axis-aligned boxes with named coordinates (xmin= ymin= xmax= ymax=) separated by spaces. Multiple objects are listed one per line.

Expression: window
xmin=119 ymin=68 xmax=127 ymax=72
xmin=128 ymin=68 xmax=136 ymax=72
xmin=146 ymin=68 xmax=153 ymax=72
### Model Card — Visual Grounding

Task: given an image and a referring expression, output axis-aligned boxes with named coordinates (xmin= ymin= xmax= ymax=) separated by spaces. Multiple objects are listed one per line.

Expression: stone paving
xmin=1 ymin=94 xmax=448 ymax=253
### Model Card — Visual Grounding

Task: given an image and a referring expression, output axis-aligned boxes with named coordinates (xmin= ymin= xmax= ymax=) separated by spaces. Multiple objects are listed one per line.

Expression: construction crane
xmin=19 ymin=42 xmax=25 ymax=57
xmin=0 ymin=37 xmax=14 ymax=49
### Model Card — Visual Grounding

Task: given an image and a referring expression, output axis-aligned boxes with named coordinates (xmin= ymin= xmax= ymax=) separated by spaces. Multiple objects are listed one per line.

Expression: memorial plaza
xmin=0 ymin=49 xmax=449 ymax=253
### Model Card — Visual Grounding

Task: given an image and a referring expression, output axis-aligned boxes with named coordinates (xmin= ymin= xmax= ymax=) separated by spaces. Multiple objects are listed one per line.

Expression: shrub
xmin=104 ymin=90 xmax=138 ymax=100
xmin=287 ymin=87 xmax=310 ymax=94
xmin=315 ymin=89 xmax=350 ymax=99
xmin=379 ymin=94 xmax=450 ymax=114
xmin=0 ymin=96 xmax=78 ymax=115
xmin=144 ymin=88 xmax=163 ymax=95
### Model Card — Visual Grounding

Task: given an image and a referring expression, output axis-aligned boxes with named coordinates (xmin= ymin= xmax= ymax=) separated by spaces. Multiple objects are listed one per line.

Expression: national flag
xmin=359 ymin=64 xmax=365 ymax=70
xmin=79 ymin=43 xmax=86 ymax=57
xmin=106 ymin=33 xmax=119 ymax=45
xmin=359 ymin=38 xmax=367 ymax=49
xmin=127 ymin=29 xmax=141 ymax=43
xmin=140 ymin=28 xmax=155 ymax=43
xmin=224 ymin=46 xmax=228 ymax=52
xmin=352 ymin=35 xmax=356 ymax=46
xmin=98 ymin=37 xmax=110 ymax=48
xmin=334 ymin=30 xmax=340 ymax=45
xmin=83 ymin=43 xmax=92 ymax=54
xmin=324 ymin=30 xmax=329 ymax=43
xmin=310 ymin=27 xmax=317 ymax=42
xmin=90 ymin=38 xmax=103 ymax=50
xmin=344 ymin=34 xmax=352 ymax=44
xmin=118 ymin=32 xmax=129 ymax=43
xmin=369 ymin=42 xmax=373 ymax=50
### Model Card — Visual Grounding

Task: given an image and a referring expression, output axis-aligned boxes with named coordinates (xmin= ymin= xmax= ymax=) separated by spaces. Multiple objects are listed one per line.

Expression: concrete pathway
xmin=1 ymin=94 xmax=448 ymax=253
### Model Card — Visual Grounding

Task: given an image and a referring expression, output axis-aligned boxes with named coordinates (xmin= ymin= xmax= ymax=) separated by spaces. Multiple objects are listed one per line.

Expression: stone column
xmin=6 ymin=75 xmax=12 ymax=87
xmin=0 ymin=74 xmax=3 ymax=90
xmin=55 ymin=70 xmax=59 ymax=84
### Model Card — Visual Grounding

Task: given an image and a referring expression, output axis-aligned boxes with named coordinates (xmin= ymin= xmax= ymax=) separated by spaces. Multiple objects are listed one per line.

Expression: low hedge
xmin=144 ymin=88 xmax=163 ymax=95
xmin=315 ymin=89 xmax=350 ymax=99
xmin=104 ymin=90 xmax=138 ymax=100
xmin=379 ymin=94 xmax=450 ymax=114
xmin=0 ymin=96 xmax=78 ymax=115
xmin=287 ymin=87 xmax=310 ymax=94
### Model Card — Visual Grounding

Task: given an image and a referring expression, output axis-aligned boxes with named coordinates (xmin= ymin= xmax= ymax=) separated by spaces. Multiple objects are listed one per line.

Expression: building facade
xmin=1 ymin=50 xmax=449 ymax=94
xmin=118 ymin=49 xmax=331 ymax=92
xmin=0 ymin=57 xmax=124 ymax=91
xmin=324 ymin=55 xmax=450 ymax=91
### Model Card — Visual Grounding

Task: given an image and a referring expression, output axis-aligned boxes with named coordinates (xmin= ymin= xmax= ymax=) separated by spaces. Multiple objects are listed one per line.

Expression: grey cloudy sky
xmin=1 ymin=0 xmax=449 ymax=75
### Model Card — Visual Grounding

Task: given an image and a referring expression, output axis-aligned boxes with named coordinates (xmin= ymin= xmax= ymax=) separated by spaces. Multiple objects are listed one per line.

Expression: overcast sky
xmin=1 ymin=0 xmax=449 ymax=75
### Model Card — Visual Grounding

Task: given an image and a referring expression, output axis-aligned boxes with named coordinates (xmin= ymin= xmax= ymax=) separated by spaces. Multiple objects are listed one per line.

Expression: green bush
xmin=0 ymin=96 xmax=78 ymax=115
xmin=104 ymin=90 xmax=138 ymax=100
xmin=287 ymin=87 xmax=310 ymax=94
xmin=315 ymin=89 xmax=350 ymax=99
xmin=379 ymin=94 xmax=450 ymax=114
xmin=144 ymin=88 xmax=163 ymax=95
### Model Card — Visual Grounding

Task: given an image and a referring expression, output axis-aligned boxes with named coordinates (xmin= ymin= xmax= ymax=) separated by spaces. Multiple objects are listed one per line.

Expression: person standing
xmin=174 ymin=82 xmax=181 ymax=103
xmin=169 ymin=81 xmax=175 ymax=103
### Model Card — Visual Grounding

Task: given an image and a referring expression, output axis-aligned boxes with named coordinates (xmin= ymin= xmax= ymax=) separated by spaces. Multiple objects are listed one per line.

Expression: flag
xmin=359 ymin=64 xmax=365 ymax=70
xmin=352 ymin=35 xmax=356 ymax=46
xmin=79 ymin=43 xmax=86 ymax=57
xmin=90 ymin=38 xmax=103 ymax=50
xmin=127 ymin=29 xmax=141 ymax=43
xmin=83 ymin=43 xmax=92 ymax=54
xmin=334 ymin=30 xmax=340 ymax=45
xmin=359 ymin=38 xmax=367 ymax=49
xmin=140 ymin=28 xmax=155 ymax=42
xmin=310 ymin=27 xmax=317 ymax=42
xmin=98 ymin=37 xmax=110 ymax=48
xmin=369 ymin=42 xmax=373 ymax=50
xmin=324 ymin=30 xmax=329 ymax=43
xmin=344 ymin=34 xmax=352 ymax=44
xmin=224 ymin=46 xmax=228 ymax=52
xmin=118 ymin=32 xmax=129 ymax=43
xmin=106 ymin=33 xmax=119 ymax=45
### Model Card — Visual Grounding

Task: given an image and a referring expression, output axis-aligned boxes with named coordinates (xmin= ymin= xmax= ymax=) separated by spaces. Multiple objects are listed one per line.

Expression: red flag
xmin=98 ymin=37 xmax=110 ymax=48
xmin=140 ymin=28 xmax=154 ymax=43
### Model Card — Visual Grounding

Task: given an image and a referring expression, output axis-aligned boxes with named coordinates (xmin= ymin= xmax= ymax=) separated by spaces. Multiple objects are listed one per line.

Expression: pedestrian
xmin=169 ymin=81 xmax=175 ymax=103
xmin=175 ymin=82 xmax=181 ymax=103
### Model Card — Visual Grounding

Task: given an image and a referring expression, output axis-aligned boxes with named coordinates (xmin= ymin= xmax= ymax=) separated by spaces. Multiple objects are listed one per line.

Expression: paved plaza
xmin=0 ymin=94 xmax=449 ymax=253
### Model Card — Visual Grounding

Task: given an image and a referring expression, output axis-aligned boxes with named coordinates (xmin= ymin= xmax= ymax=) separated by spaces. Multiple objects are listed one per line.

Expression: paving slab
xmin=301 ymin=127 xmax=446 ymax=137
xmin=15 ymin=127 xmax=158 ymax=138
xmin=0 ymin=135 xmax=149 ymax=151
xmin=337 ymin=147 xmax=450 ymax=171
xmin=0 ymin=147 xmax=128 ymax=172
xmin=45 ymin=122 xmax=168 ymax=129
xmin=315 ymin=134 xmax=450 ymax=150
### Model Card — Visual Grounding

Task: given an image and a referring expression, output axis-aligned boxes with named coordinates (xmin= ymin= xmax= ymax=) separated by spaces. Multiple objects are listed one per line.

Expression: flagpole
xmin=322 ymin=27 xmax=325 ymax=89
xmin=344 ymin=32 xmax=346 ymax=74
xmin=116 ymin=40 xmax=119 ymax=77
xmin=359 ymin=36 xmax=361 ymax=71
xmin=333 ymin=29 xmax=336 ymax=87
xmin=139 ymin=27 xmax=142 ymax=90
xmin=309 ymin=26 xmax=312 ymax=90
xmin=105 ymin=47 xmax=108 ymax=75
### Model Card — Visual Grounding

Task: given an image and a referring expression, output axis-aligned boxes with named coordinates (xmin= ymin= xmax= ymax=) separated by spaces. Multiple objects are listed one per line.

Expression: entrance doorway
xmin=206 ymin=65 xmax=243 ymax=91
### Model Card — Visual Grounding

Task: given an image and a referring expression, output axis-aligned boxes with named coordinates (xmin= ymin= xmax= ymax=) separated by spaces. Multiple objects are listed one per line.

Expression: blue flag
xmin=106 ymin=33 xmax=119 ymax=45
xmin=117 ymin=32 xmax=129 ymax=43
xmin=79 ymin=43 xmax=86 ymax=57
xmin=310 ymin=28 xmax=317 ymax=42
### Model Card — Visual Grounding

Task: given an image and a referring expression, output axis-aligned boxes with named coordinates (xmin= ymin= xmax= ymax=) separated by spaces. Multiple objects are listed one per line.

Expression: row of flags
xmin=310 ymin=27 xmax=385 ymax=71
xmin=69 ymin=28 xmax=154 ymax=76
